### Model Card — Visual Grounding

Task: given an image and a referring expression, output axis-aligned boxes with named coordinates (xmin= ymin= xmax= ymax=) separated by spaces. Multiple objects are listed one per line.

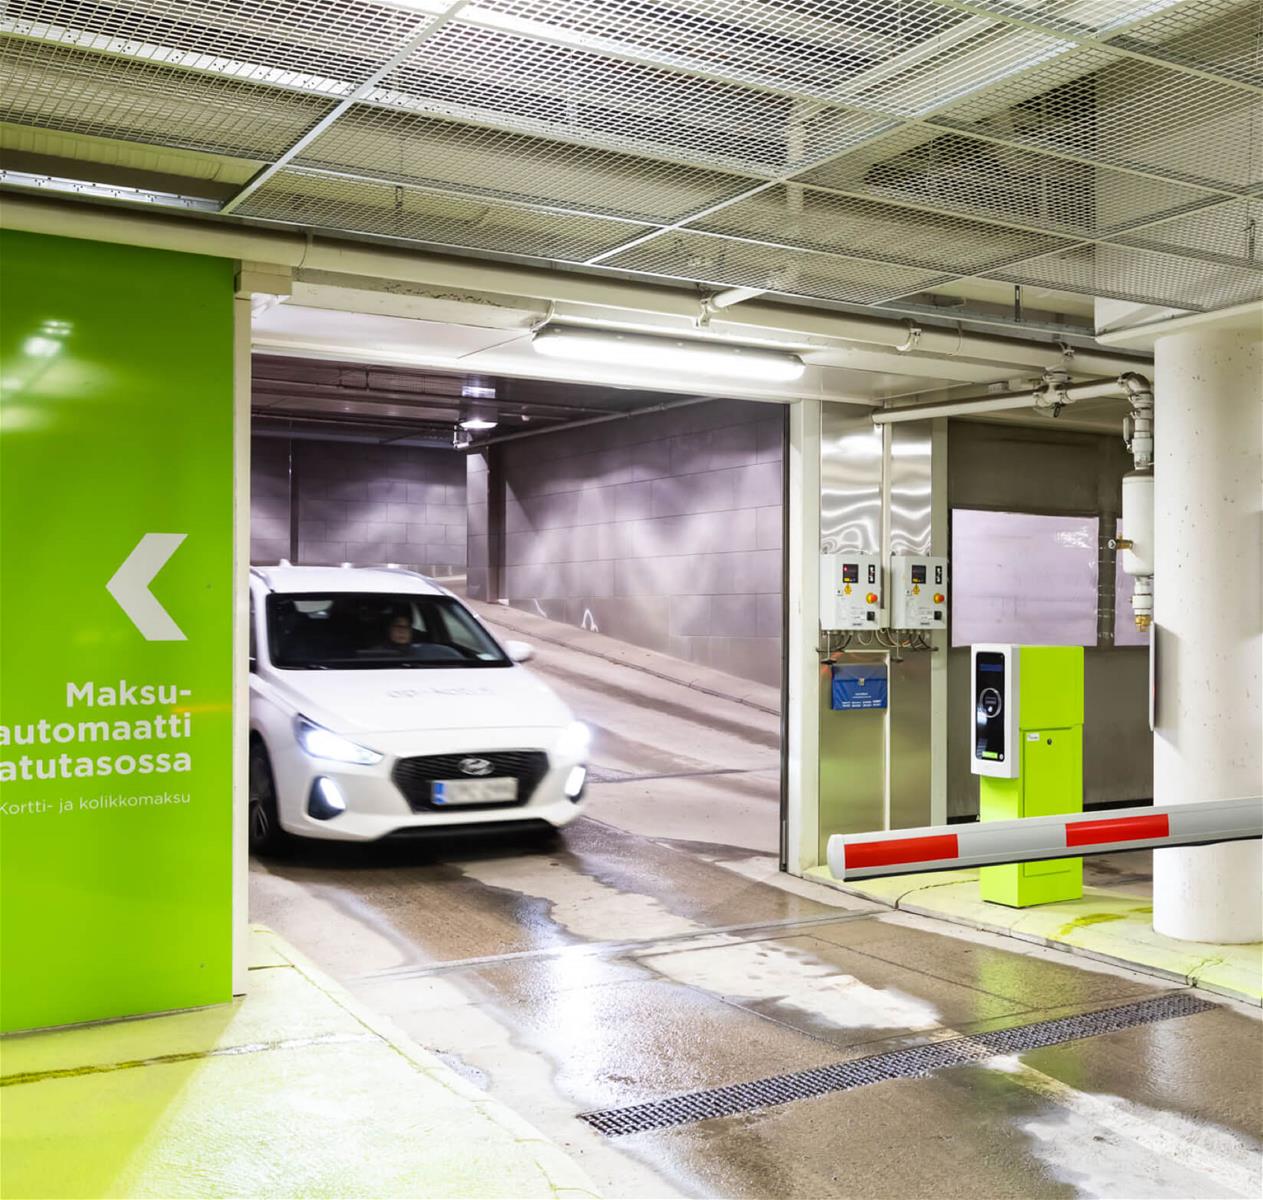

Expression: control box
xmin=820 ymin=553 xmax=883 ymax=630
xmin=890 ymin=555 xmax=947 ymax=630
xmin=971 ymin=644 xmax=1085 ymax=907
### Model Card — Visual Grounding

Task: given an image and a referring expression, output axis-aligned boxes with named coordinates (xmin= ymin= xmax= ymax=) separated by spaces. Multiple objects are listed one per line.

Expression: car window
xmin=438 ymin=602 xmax=491 ymax=655
xmin=266 ymin=592 xmax=511 ymax=671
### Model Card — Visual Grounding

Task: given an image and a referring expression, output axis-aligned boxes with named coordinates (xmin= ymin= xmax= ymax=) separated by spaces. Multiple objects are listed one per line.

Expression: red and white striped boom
xmin=827 ymin=797 xmax=1263 ymax=882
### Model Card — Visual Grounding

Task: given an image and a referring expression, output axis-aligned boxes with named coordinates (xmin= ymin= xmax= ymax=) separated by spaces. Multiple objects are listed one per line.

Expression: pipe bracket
xmin=896 ymin=321 xmax=922 ymax=353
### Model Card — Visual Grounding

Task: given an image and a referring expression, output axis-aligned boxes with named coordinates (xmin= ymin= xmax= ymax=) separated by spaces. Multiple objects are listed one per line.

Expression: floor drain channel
xmin=579 ymin=992 xmax=1216 ymax=1136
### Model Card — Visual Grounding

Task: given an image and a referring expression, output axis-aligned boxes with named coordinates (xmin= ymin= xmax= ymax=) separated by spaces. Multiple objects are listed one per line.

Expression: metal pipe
xmin=873 ymin=387 xmax=1048 ymax=423
xmin=0 ymin=193 xmax=1148 ymax=377
xmin=253 ymin=425 xmax=451 ymax=446
xmin=712 ymin=286 xmax=768 ymax=309
xmin=466 ymin=396 xmax=714 ymax=448
xmin=872 ymin=373 xmax=1150 ymax=424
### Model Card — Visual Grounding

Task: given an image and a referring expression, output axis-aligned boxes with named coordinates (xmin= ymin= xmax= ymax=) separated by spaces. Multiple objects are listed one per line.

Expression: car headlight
xmin=555 ymin=720 xmax=590 ymax=761
xmin=294 ymin=715 xmax=383 ymax=765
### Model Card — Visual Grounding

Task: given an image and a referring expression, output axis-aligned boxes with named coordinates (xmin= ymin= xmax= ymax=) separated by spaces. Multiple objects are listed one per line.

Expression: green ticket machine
xmin=971 ymin=644 xmax=1084 ymax=907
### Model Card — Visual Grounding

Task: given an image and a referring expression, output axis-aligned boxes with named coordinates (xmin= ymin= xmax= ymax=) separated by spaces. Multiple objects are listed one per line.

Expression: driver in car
xmin=370 ymin=607 xmax=463 ymax=663
xmin=383 ymin=611 xmax=416 ymax=652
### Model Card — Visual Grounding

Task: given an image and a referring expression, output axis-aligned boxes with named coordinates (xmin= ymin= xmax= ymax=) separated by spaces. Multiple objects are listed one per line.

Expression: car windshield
xmin=267 ymin=592 xmax=512 ymax=670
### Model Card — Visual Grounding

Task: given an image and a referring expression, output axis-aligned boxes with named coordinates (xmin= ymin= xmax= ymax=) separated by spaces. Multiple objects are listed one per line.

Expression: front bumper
xmin=270 ymin=728 xmax=585 ymax=842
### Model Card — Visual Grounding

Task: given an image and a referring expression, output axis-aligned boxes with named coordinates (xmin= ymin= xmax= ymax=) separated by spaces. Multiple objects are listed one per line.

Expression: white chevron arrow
xmin=106 ymin=533 xmax=188 ymax=641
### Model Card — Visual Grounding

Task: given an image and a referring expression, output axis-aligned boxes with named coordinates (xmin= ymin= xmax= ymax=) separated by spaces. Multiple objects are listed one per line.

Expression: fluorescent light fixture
xmin=0 ymin=169 xmax=219 ymax=212
xmin=532 ymin=326 xmax=804 ymax=383
xmin=459 ymin=416 xmax=498 ymax=431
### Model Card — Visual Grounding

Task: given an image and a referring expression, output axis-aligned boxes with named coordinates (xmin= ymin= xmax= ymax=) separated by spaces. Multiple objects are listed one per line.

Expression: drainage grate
xmin=579 ymin=992 xmax=1216 ymax=1136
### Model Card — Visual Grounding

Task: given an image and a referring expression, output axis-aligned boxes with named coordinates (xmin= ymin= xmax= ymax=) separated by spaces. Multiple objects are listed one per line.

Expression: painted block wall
xmin=249 ymin=437 xmax=466 ymax=580
xmin=946 ymin=420 xmax=1153 ymax=815
xmin=0 ymin=231 xmax=234 ymax=1031
xmin=478 ymin=400 xmax=784 ymax=687
xmin=250 ymin=436 xmax=290 ymax=564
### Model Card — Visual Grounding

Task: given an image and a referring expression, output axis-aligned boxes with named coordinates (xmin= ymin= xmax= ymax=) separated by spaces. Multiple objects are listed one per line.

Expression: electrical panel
xmin=820 ymin=553 xmax=883 ymax=630
xmin=890 ymin=555 xmax=948 ymax=630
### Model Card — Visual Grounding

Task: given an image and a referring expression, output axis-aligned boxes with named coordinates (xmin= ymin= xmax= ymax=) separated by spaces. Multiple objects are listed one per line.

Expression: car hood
xmin=270 ymin=666 xmax=573 ymax=735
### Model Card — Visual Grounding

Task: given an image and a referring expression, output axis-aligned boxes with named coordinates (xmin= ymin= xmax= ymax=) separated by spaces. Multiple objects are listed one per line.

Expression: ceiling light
xmin=459 ymin=416 xmax=498 ymax=431
xmin=531 ymin=326 xmax=804 ymax=383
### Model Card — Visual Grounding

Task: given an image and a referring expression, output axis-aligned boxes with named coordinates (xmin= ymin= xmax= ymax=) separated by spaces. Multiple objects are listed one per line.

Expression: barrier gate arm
xmin=827 ymin=796 xmax=1263 ymax=882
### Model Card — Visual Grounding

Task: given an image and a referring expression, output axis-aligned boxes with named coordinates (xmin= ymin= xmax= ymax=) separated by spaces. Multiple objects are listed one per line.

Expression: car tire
xmin=248 ymin=739 xmax=292 ymax=857
xmin=527 ymin=823 xmax=562 ymax=849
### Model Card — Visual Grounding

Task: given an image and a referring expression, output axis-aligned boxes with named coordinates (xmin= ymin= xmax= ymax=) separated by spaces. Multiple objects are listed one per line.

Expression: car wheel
xmin=248 ymin=740 xmax=291 ymax=857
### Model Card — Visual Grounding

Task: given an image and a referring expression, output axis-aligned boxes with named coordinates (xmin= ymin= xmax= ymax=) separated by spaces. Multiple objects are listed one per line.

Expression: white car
xmin=247 ymin=565 xmax=588 ymax=852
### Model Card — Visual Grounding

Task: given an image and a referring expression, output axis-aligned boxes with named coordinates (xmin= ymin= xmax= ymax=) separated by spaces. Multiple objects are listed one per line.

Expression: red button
xmin=866 ymin=593 xmax=878 ymax=604
xmin=933 ymin=593 xmax=945 ymax=603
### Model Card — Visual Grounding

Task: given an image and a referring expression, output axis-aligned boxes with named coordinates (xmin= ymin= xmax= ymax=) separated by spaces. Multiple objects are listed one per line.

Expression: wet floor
xmin=250 ymin=626 xmax=1262 ymax=1199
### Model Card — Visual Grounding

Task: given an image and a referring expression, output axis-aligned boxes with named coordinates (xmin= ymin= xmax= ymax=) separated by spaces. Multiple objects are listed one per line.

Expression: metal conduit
xmin=0 ymin=194 xmax=1147 ymax=379
xmin=466 ymin=396 xmax=715 ymax=448
xmin=872 ymin=372 xmax=1153 ymax=424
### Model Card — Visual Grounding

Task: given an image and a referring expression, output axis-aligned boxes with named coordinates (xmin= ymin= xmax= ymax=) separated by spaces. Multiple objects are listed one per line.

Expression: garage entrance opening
xmin=248 ymin=352 xmax=786 ymax=859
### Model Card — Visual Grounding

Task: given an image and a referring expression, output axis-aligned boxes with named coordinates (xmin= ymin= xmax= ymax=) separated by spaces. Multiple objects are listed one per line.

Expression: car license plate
xmin=432 ymin=777 xmax=518 ymax=805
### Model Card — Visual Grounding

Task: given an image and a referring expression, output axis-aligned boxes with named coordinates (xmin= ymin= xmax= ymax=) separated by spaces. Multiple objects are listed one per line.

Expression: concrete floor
xmin=250 ymin=630 xmax=1263 ymax=1199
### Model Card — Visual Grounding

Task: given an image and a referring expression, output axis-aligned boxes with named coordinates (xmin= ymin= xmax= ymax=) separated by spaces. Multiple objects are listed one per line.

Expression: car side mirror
xmin=504 ymin=640 xmax=534 ymax=663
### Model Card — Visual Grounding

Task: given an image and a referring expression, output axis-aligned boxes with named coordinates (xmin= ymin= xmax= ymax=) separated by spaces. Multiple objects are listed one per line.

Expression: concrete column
xmin=784 ymin=399 xmax=821 ymax=874
xmin=1151 ymin=321 xmax=1262 ymax=943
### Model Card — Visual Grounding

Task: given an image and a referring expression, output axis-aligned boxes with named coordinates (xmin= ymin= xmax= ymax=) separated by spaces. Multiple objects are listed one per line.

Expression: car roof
xmin=251 ymin=564 xmax=445 ymax=596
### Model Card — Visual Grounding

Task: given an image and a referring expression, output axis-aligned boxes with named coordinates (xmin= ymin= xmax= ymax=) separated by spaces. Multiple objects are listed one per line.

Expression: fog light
xmin=308 ymin=776 xmax=346 ymax=820
xmin=564 ymin=765 xmax=587 ymax=801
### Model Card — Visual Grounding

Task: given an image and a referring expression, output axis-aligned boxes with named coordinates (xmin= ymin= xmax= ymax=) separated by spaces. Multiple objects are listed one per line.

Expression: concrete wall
xmin=249 ymin=436 xmax=466 ymax=578
xmin=946 ymin=419 xmax=1152 ymax=815
xmin=470 ymin=400 xmax=784 ymax=686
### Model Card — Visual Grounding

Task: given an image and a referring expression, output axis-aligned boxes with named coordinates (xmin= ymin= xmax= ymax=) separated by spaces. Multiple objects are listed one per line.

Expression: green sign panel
xmin=1 ymin=230 xmax=235 ymax=1032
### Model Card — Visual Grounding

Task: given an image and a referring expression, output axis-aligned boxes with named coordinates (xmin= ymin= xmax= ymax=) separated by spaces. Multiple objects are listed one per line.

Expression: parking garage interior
xmin=2 ymin=2 xmax=1262 ymax=1198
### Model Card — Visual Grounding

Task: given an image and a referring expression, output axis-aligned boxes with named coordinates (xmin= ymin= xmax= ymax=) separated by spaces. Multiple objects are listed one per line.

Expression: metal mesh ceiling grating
xmin=934 ymin=48 xmax=1263 ymax=191
xmin=2 ymin=0 xmax=1261 ymax=316
xmin=1115 ymin=196 xmax=1263 ymax=263
xmin=796 ymin=126 xmax=1228 ymax=241
xmin=236 ymin=167 xmax=654 ymax=261
xmin=691 ymin=185 xmax=1077 ymax=274
xmin=2 ymin=1 xmax=436 ymax=94
xmin=465 ymin=0 xmax=1076 ymax=118
xmin=601 ymin=228 xmax=954 ymax=305
xmin=0 ymin=35 xmax=333 ymax=159
xmin=373 ymin=20 xmax=896 ymax=175
xmin=994 ymin=240 xmax=1263 ymax=309
xmin=294 ymin=105 xmax=759 ymax=223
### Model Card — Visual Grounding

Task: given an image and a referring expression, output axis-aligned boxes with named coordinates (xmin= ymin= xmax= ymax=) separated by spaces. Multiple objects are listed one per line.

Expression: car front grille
xmin=392 ymin=750 xmax=550 ymax=812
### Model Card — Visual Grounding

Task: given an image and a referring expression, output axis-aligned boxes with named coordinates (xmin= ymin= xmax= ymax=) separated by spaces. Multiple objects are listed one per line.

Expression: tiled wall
xmin=250 ymin=437 xmax=291 ymax=564
xmin=489 ymin=400 xmax=784 ymax=686
xmin=249 ymin=437 xmax=467 ymax=578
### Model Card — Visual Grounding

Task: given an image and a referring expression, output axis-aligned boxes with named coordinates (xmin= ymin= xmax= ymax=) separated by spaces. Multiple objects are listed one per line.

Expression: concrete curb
xmin=803 ymin=869 xmax=1263 ymax=1008
xmin=469 ymin=598 xmax=782 ymax=716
